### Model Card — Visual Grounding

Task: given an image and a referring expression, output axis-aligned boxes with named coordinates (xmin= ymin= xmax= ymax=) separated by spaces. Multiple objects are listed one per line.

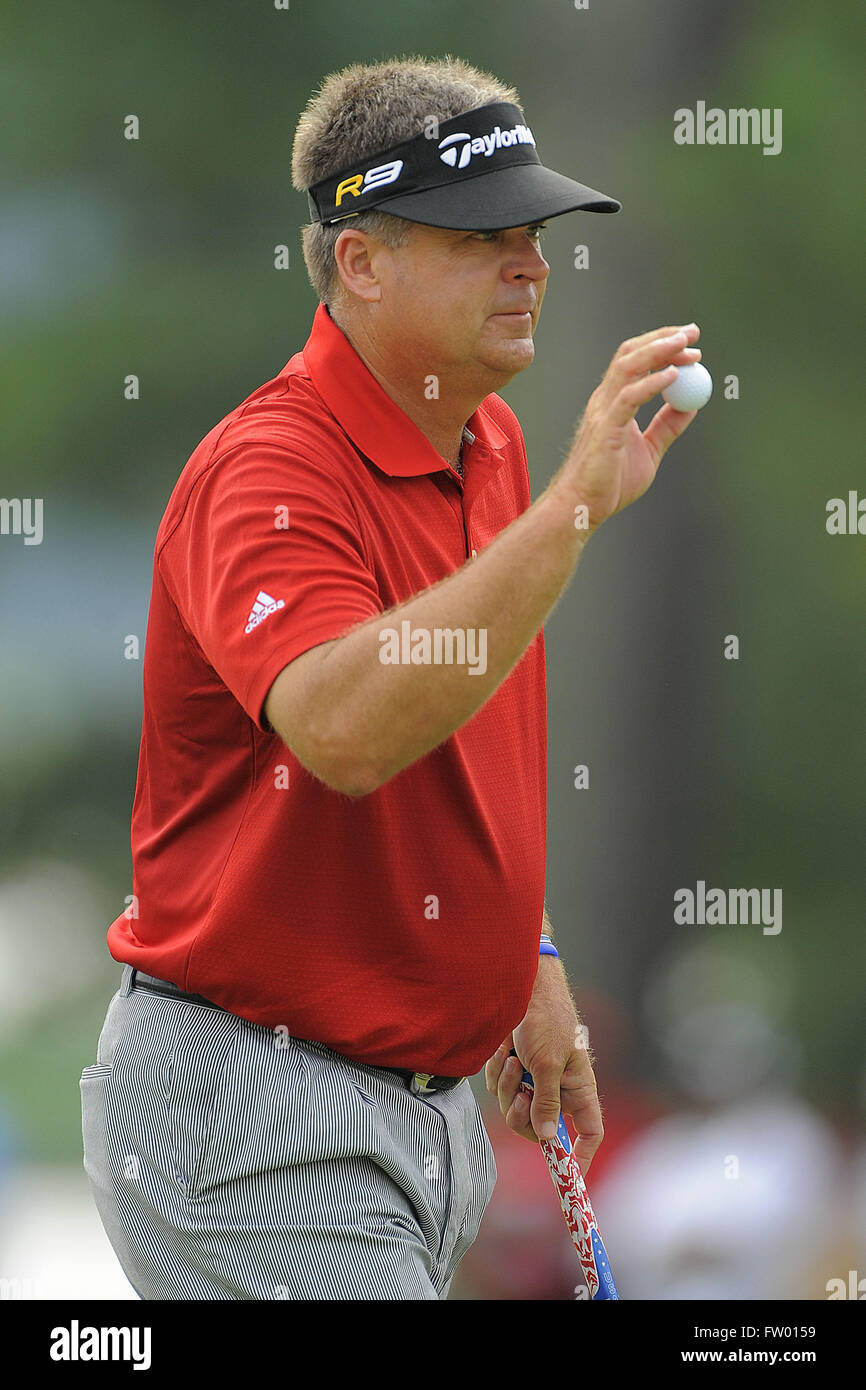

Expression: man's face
xmin=363 ymin=220 xmax=551 ymax=388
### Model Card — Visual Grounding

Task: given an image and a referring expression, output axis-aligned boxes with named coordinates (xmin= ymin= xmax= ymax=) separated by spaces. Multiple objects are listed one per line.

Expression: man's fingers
xmin=601 ymin=325 xmax=700 ymax=396
xmin=620 ymin=330 xmax=688 ymax=379
xmin=529 ymin=1088 xmax=562 ymax=1142
xmin=561 ymin=1092 xmax=605 ymax=1176
xmin=484 ymin=1037 xmax=512 ymax=1095
xmin=608 ymin=326 xmax=701 ymax=444
xmin=502 ymin=1058 xmax=548 ymax=1141
xmin=608 ymin=364 xmax=682 ymax=428
xmin=617 ymin=322 xmax=700 ymax=358
xmin=595 ymin=332 xmax=683 ymax=409
xmin=496 ymin=1053 xmax=523 ymax=1117
xmin=600 ymin=328 xmax=701 ymax=427
xmin=505 ymin=1086 xmax=537 ymax=1142
xmin=641 ymin=402 xmax=699 ymax=465
xmin=570 ymin=1118 xmax=604 ymax=1177
xmin=519 ymin=1059 xmax=566 ymax=1141
xmin=671 ymin=345 xmax=702 ymax=365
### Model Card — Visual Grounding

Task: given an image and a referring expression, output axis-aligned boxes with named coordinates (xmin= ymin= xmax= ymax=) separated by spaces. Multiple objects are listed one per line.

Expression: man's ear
xmin=333 ymin=228 xmax=382 ymax=304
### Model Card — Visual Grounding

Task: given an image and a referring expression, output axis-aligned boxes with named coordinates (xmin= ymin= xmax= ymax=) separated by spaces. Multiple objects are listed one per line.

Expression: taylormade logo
xmin=438 ymin=122 xmax=535 ymax=170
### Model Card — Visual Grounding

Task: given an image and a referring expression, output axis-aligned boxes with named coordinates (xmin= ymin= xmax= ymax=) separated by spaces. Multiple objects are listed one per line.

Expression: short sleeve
xmin=159 ymin=442 xmax=384 ymax=730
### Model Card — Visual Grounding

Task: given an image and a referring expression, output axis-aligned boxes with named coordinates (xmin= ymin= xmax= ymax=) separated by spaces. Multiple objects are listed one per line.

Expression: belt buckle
xmin=410 ymin=1072 xmax=437 ymax=1096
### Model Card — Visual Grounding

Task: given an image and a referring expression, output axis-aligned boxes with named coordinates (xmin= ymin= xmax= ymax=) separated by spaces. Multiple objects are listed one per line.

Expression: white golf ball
xmin=662 ymin=361 xmax=713 ymax=412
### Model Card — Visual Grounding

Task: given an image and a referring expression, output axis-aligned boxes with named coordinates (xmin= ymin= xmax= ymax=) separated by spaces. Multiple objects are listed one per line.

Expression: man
xmin=80 ymin=56 xmax=700 ymax=1300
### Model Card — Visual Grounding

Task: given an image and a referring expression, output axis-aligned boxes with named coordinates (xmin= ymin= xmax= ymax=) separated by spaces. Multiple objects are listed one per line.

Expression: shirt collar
xmin=300 ymin=302 xmax=509 ymax=479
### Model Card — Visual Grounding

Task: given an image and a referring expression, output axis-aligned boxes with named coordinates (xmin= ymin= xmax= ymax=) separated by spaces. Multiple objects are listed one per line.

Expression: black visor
xmin=305 ymin=101 xmax=621 ymax=229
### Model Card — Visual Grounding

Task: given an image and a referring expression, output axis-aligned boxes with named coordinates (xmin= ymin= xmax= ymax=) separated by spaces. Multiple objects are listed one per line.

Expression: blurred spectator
xmin=590 ymin=943 xmax=847 ymax=1299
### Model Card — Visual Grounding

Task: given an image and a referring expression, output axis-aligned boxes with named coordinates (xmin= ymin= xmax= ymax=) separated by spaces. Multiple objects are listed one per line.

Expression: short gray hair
xmin=291 ymin=55 xmax=520 ymax=306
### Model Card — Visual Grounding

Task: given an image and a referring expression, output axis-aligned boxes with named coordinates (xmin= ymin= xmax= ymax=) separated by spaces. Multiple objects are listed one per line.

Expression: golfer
xmin=80 ymin=55 xmax=700 ymax=1300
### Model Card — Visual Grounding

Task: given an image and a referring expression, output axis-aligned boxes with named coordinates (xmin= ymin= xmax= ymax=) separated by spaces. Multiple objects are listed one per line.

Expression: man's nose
xmin=508 ymin=246 xmax=550 ymax=283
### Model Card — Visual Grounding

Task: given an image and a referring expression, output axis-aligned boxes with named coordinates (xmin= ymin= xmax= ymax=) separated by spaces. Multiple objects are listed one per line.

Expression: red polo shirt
xmin=107 ymin=302 xmax=547 ymax=1077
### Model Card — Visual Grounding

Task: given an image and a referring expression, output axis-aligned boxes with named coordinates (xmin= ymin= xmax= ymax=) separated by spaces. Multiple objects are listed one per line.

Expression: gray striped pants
xmin=80 ymin=966 xmax=497 ymax=1300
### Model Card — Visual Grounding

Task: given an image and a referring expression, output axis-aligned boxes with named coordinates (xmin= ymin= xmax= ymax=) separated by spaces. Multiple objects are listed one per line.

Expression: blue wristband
xmin=539 ymin=933 xmax=559 ymax=958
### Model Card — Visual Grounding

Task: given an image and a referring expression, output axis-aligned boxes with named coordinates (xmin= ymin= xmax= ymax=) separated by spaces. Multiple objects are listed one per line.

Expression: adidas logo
xmin=438 ymin=122 xmax=536 ymax=171
xmin=245 ymin=590 xmax=285 ymax=634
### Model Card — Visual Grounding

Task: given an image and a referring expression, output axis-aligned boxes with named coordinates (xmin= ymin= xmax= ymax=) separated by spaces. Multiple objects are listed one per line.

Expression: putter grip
xmin=517 ymin=1058 xmax=620 ymax=1300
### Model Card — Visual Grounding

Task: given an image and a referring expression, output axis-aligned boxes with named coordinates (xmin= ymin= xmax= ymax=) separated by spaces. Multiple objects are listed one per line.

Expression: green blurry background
xmin=1 ymin=0 xmax=863 ymax=1299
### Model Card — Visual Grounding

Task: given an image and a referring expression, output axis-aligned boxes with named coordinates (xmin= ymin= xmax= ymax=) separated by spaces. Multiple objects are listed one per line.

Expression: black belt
xmin=129 ymin=970 xmax=465 ymax=1095
xmin=373 ymin=1065 xmax=466 ymax=1095
xmin=131 ymin=970 xmax=218 ymax=1009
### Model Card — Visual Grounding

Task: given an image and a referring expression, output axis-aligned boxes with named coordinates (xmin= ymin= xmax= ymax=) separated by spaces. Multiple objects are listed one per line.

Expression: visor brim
xmin=336 ymin=161 xmax=621 ymax=229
